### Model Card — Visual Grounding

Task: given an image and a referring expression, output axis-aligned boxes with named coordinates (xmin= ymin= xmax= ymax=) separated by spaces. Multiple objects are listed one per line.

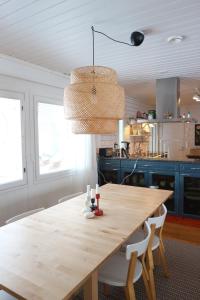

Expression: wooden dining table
xmin=0 ymin=183 xmax=172 ymax=300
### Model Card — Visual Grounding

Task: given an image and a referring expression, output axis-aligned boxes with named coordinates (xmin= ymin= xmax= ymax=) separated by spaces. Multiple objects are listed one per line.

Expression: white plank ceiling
xmin=0 ymin=0 xmax=200 ymax=105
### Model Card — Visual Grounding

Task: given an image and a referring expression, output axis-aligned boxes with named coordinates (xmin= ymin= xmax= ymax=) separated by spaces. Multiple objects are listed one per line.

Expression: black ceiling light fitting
xmin=130 ymin=31 xmax=145 ymax=46
xmin=91 ymin=26 xmax=144 ymax=47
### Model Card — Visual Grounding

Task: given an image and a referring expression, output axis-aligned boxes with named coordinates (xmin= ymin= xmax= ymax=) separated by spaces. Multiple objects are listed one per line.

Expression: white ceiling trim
xmin=0 ymin=54 xmax=68 ymax=88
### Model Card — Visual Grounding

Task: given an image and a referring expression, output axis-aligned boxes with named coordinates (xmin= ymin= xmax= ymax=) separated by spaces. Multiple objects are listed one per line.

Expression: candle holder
xmin=90 ymin=188 xmax=97 ymax=211
xmin=95 ymin=208 xmax=103 ymax=216
xmin=90 ymin=198 xmax=97 ymax=211
xmin=94 ymin=192 xmax=103 ymax=216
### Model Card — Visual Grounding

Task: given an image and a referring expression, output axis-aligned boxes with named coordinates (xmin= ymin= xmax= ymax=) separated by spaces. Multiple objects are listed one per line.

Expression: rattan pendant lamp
xmin=64 ymin=27 xmax=144 ymax=134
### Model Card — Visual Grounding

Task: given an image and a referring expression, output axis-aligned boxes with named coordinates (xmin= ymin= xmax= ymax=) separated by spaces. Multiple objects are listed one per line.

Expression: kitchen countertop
xmin=98 ymin=156 xmax=200 ymax=163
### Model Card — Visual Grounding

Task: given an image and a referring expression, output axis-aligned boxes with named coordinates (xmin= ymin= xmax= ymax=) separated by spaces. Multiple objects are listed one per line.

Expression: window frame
xmin=0 ymin=90 xmax=27 ymax=191
xmin=33 ymin=95 xmax=73 ymax=182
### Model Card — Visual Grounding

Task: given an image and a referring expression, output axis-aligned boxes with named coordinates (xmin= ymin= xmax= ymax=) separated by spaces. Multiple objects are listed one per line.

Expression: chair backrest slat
xmin=6 ymin=208 xmax=45 ymax=224
xmin=126 ymin=221 xmax=151 ymax=260
xmin=147 ymin=204 xmax=167 ymax=228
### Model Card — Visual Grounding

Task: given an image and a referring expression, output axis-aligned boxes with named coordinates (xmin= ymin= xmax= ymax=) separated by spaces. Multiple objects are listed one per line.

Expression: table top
xmin=0 ymin=184 xmax=172 ymax=300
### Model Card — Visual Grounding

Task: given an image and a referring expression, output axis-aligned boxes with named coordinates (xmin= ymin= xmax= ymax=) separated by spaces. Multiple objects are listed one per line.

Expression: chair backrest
xmin=5 ymin=208 xmax=45 ymax=224
xmin=147 ymin=204 xmax=167 ymax=229
xmin=58 ymin=192 xmax=83 ymax=204
xmin=126 ymin=221 xmax=151 ymax=260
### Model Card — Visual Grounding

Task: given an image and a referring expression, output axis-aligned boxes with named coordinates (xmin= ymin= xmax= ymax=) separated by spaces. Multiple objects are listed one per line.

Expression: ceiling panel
xmin=0 ymin=0 xmax=200 ymax=104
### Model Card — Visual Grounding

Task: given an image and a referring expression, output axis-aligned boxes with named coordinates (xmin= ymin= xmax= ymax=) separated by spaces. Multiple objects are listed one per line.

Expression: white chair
xmin=5 ymin=208 xmax=45 ymax=224
xmin=147 ymin=204 xmax=169 ymax=277
xmin=127 ymin=204 xmax=169 ymax=278
xmin=58 ymin=192 xmax=83 ymax=204
xmin=99 ymin=221 xmax=152 ymax=300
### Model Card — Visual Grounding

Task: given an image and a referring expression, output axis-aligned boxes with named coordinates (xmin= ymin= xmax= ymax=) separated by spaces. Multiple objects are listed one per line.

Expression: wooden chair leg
xmin=125 ymin=252 xmax=137 ymax=300
xmin=159 ymin=243 xmax=170 ymax=278
xmin=127 ymin=284 xmax=136 ymax=300
xmin=142 ymin=256 xmax=149 ymax=281
xmin=160 ymin=238 xmax=165 ymax=252
xmin=153 ymin=249 xmax=160 ymax=266
xmin=142 ymin=270 xmax=152 ymax=300
xmin=148 ymin=268 xmax=156 ymax=300
xmin=146 ymin=224 xmax=157 ymax=300
xmin=124 ymin=286 xmax=130 ymax=300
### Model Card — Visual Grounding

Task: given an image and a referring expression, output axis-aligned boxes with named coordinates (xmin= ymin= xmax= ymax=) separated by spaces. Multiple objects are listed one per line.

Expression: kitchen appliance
xmin=187 ymin=148 xmax=200 ymax=159
xmin=113 ymin=143 xmax=120 ymax=157
xmin=121 ymin=141 xmax=130 ymax=158
xmin=156 ymin=77 xmax=180 ymax=121
xmin=99 ymin=148 xmax=113 ymax=157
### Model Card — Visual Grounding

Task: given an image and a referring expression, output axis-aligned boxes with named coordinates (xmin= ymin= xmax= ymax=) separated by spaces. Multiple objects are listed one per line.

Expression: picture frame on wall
xmin=195 ymin=124 xmax=200 ymax=146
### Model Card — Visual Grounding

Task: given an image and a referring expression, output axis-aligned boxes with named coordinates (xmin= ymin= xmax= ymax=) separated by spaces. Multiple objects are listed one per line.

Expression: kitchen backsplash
xmin=96 ymin=96 xmax=152 ymax=149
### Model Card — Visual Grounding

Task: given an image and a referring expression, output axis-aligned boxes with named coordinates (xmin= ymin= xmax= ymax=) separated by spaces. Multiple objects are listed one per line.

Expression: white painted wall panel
xmin=0 ymin=58 xmax=78 ymax=226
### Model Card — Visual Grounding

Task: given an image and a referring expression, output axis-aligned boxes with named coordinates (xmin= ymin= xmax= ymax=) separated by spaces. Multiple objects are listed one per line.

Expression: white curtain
xmin=70 ymin=133 xmax=98 ymax=192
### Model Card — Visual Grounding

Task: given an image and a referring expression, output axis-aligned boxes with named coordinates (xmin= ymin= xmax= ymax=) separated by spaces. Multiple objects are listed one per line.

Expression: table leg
xmin=83 ymin=270 xmax=98 ymax=300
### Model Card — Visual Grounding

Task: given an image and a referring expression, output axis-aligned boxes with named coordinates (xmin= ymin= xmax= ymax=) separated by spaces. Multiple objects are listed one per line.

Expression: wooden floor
xmin=163 ymin=217 xmax=200 ymax=245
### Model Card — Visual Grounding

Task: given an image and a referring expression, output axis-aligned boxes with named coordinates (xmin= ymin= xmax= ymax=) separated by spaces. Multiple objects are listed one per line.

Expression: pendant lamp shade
xmin=71 ymin=119 xmax=117 ymax=134
xmin=64 ymin=66 xmax=125 ymax=134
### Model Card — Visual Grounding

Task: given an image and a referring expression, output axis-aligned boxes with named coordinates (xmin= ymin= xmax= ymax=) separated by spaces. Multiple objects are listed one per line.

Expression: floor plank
xmin=163 ymin=221 xmax=200 ymax=245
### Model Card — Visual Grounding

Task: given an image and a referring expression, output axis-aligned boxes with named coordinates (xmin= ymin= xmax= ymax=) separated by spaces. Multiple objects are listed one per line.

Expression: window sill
xmin=34 ymin=169 xmax=75 ymax=184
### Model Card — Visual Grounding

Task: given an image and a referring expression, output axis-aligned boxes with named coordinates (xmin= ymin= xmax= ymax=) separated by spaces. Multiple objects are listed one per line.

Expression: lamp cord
xmin=97 ymin=157 xmax=140 ymax=185
xmin=91 ymin=26 xmax=134 ymax=49
xmin=92 ymin=26 xmax=95 ymax=66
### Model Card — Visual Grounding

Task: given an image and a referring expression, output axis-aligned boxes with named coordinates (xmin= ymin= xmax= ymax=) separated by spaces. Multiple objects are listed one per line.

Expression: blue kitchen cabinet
xmin=180 ymin=163 xmax=200 ymax=219
xmin=120 ymin=159 xmax=149 ymax=187
xmin=146 ymin=161 xmax=179 ymax=214
xmin=148 ymin=170 xmax=179 ymax=214
xmin=97 ymin=158 xmax=200 ymax=218
xmin=98 ymin=159 xmax=121 ymax=186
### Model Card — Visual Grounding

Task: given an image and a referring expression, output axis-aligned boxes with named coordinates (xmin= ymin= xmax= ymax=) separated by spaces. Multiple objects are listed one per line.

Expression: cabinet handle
xmin=191 ymin=167 xmax=200 ymax=170
xmin=112 ymin=169 xmax=119 ymax=171
xmin=143 ymin=164 xmax=151 ymax=167
xmin=105 ymin=163 xmax=111 ymax=165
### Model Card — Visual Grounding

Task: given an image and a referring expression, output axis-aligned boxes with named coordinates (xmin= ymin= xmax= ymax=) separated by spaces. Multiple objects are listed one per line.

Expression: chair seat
xmin=99 ymin=252 xmax=142 ymax=287
xmin=0 ymin=291 xmax=17 ymax=300
xmin=127 ymin=229 xmax=160 ymax=251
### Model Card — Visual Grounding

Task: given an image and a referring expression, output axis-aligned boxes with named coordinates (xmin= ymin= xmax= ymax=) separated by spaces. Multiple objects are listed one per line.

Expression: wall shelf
xmin=134 ymin=118 xmax=197 ymax=124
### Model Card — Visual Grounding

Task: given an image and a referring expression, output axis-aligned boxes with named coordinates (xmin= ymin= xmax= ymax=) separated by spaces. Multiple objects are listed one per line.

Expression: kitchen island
xmin=98 ymin=157 xmax=200 ymax=219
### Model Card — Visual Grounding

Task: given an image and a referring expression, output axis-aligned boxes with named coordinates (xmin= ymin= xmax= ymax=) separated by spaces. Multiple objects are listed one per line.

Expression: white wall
xmin=159 ymin=104 xmax=200 ymax=159
xmin=159 ymin=122 xmax=193 ymax=159
xmin=0 ymin=55 xmax=83 ymax=225
xmin=125 ymin=96 xmax=153 ymax=118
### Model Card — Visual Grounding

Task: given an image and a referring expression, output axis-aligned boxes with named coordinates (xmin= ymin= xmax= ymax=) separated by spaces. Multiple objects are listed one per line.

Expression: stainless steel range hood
xmin=155 ymin=77 xmax=196 ymax=123
xmin=156 ymin=77 xmax=180 ymax=120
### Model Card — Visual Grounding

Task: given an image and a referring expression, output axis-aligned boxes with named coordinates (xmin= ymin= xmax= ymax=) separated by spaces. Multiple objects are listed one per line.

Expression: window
xmin=0 ymin=94 xmax=26 ymax=189
xmin=36 ymin=101 xmax=74 ymax=177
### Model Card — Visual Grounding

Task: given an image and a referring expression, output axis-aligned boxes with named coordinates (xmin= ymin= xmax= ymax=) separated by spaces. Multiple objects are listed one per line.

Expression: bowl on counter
xmin=160 ymin=181 xmax=166 ymax=188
